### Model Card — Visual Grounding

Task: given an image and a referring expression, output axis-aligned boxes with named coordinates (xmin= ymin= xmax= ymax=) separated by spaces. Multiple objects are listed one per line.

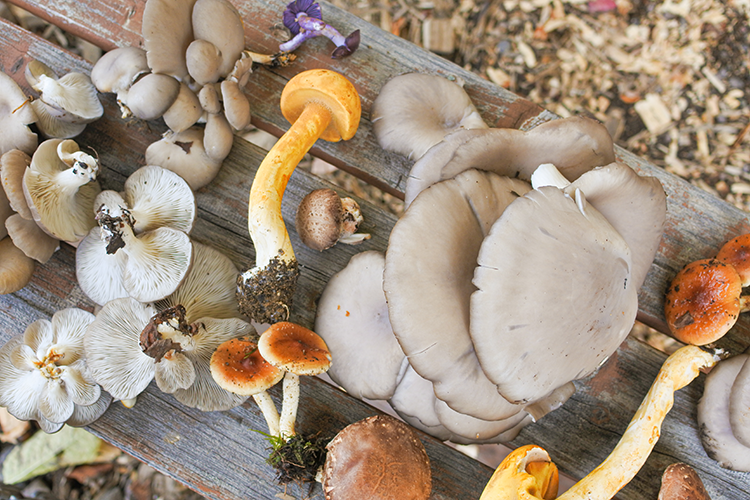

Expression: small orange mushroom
xmin=716 ymin=233 xmax=750 ymax=286
xmin=664 ymin=258 xmax=748 ymax=345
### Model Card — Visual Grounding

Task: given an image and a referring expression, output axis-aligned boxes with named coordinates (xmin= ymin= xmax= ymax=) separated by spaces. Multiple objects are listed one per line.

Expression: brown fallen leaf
xmin=0 ymin=407 xmax=30 ymax=444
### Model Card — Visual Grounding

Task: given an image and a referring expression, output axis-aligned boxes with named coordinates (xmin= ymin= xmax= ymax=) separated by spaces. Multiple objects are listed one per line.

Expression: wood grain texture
xmin=0 ymin=3 xmax=749 ymax=500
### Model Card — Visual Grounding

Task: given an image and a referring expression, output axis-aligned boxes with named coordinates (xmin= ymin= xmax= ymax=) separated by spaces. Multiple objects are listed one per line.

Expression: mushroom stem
xmin=482 ymin=346 xmax=719 ymax=500
xmin=253 ymin=391 xmax=281 ymax=437
xmin=241 ymin=49 xmax=295 ymax=67
xmin=279 ymin=371 xmax=300 ymax=439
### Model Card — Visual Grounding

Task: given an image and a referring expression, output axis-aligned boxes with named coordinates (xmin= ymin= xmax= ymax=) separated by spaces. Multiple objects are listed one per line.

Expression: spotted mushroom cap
xmin=210 ymin=336 xmax=283 ymax=396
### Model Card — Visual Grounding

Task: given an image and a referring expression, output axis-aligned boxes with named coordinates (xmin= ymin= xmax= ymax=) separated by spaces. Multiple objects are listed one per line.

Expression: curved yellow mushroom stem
xmin=237 ymin=69 xmax=360 ymax=325
xmin=481 ymin=345 xmax=719 ymax=500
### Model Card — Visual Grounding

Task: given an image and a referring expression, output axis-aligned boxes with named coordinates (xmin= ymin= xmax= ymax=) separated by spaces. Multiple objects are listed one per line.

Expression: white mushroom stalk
xmin=0 ymin=308 xmax=111 ymax=433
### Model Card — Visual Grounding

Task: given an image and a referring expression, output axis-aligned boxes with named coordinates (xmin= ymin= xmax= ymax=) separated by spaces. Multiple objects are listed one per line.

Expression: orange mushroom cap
xmin=716 ymin=233 xmax=750 ymax=287
xmin=210 ymin=337 xmax=284 ymax=396
xmin=258 ymin=321 xmax=332 ymax=376
xmin=664 ymin=258 xmax=742 ymax=345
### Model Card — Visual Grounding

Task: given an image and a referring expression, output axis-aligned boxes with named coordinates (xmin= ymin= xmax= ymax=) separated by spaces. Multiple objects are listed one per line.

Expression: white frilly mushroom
xmin=0 ymin=308 xmax=111 ymax=433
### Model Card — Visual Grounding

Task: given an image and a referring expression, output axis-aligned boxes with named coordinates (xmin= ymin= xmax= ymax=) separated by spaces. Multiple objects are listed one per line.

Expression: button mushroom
xmin=295 ymin=188 xmax=370 ymax=251
xmin=0 ymin=308 xmax=111 ymax=433
xmin=322 ymin=415 xmax=432 ymax=500
xmin=237 ymin=69 xmax=360 ymax=324
xmin=658 ymin=463 xmax=712 ymax=500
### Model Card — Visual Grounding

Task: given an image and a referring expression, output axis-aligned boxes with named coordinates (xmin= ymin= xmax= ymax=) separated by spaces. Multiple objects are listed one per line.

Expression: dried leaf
xmin=0 ymin=407 xmax=30 ymax=444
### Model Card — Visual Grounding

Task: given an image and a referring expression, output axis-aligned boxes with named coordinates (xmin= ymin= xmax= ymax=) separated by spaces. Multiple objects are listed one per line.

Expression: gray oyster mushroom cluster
xmin=314 ymin=73 xmax=667 ymax=444
xmin=698 ymin=353 xmax=750 ymax=472
xmin=91 ymin=0 xmax=271 ymax=191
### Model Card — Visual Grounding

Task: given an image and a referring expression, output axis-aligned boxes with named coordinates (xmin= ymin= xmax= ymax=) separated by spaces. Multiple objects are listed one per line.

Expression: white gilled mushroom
xmin=404 ymin=116 xmax=616 ymax=207
xmin=697 ymin=353 xmax=750 ymax=472
xmin=23 ymin=138 xmax=101 ymax=245
xmin=0 ymin=308 xmax=110 ymax=433
xmin=85 ymin=252 xmax=256 ymax=413
xmin=371 ymin=72 xmax=488 ymax=160
xmin=295 ymin=188 xmax=370 ymax=251
xmin=25 ymin=60 xmax=103 ymax=137
xmin=76 ymin=166 xmax=195 ymax=304
xmin=145 ymin=126 xmax=223 ymax=191
xmin=0 ymin=71 xmax=38 ymax=156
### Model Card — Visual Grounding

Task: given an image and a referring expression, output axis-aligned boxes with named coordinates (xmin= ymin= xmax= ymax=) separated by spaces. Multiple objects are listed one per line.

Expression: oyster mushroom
xmin=0 ymin=71 xmax=37 ymax=156
xmin=0 ymin=236 xmax=36 ymax=294
xmin=123 ymin=73 xmax=181 ymax=121
xmin=23 ymin=138 xmax=101 ymax=245
xmin=145 ymin=126 xmax=223 ymax=190
xmin=25 ymin=60 xmax=103 ymax=137
xmin=76 ymin=166 xmax=195 ymax=305
xmin=1 ymin=149 xmax=33 ymax=220
xmin=142 ymin=0 xmax=197 ymax=80
xmin=162 ymin=81 xmax=203 ymax=133
xmin=295 ymin=188 xmax=370 ymax=251
xmin=191 ymin=0 xmax=245 ymax=78
xmin=90 ymin=46 xmax=150 ymax=118
xmin=237 ymin=69 xmax=360 ymax=324
xmin=0 ymin=308 xmax=111 ymax=433
xmin=371 ymin=72 xmax=488 ymax=161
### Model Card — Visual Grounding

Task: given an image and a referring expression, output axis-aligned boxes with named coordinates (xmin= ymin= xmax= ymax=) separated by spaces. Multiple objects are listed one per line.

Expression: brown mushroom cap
xmin=295 ymin=188 xmax=343 ymax=251
xmin=258 ymin=321 xmax=332 ymax=376
xmin=323 ymin=414 xmax=432 ymax=500
xmin=664 ymin=259 xmax=742 ymax=346
xmin=658 ymin=463 xmax=712 ymax=500
xmin=210 ymin=337 xmax=283 ymax=396
xmin=280 ymin=69 xmax=361 ymax=142
xmin=716 ymin=233 xmax=750 ymax=286
xmin=0 ymin=236 xmax=35 ymax=294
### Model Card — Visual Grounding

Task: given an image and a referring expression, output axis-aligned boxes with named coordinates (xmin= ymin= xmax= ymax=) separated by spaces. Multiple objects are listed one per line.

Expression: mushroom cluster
xmin=84 ymin=241 xmax=255 ymax=411
xmin=0 ymin=308 xmax=111 ymax=433
xmin=90 ymin=0 xmax=296 ymax=191
xmin=1 ymin=138 xmax=101 ymax=294
xmin=315 ymin=72 xmax=667 ymax=444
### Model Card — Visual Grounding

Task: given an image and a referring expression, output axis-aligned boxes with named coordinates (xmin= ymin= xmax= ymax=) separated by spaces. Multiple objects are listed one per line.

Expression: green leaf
xmin=2 ymin=426 xmax=103 ymax=484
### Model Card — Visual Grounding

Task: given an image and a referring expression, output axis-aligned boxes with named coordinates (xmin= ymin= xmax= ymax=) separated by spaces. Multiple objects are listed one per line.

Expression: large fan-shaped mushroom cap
xmin=372 ymin=73 xmax=488 ymax=161
xmin=124 ymin=165 xmax=196 ymax=234
xmin=316 ymin=250 xmax=407 ymax=400
xmin=191 ymin=0 xmax=245 ymax=78
xmin=384 ymin=169 xmax=531 ymax=420
xmin=471 ymin=186 xmax=636 ymax=404
xmin=142 ymin=0 xmax=198 ymax=80
xmin=405 ymin=116 xmax=615 ymax=207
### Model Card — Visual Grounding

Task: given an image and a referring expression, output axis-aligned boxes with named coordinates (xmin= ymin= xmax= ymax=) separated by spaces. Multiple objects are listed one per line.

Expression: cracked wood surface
xmin=0 ymin=1 xmax=748 ymax=499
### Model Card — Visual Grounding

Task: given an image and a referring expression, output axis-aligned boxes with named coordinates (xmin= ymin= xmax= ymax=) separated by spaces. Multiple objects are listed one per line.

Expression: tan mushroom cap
xmin=210 ymin=337 xmax=283 ymax=395
xmin=280 ymin=69 xmax=361 ymax=142
xmin=162 ymin=81 xmax=202 ymax=133
xmin=191 ymin=0 xmax=245 ymax=78
xmin=0 ymin=71 xmax=38 ymax=156
xmin=658 ymin=463 xmax=712 ymax=500
xmin=1 ymin=149 xmax=33 ymax=220
xmin=0 ymin=236 xmax=36 ymax=294
xmin=323 ymin=414 xmax=432 ymax=500
xmin=142 ymin=0 xmax=197 ymax=80
xmin=716 ymin=233 xmax=750 ymax=286
xmin=90 ymin=46 xmax=149 ymax=95
xmin=144 ymin=126 xmax=222 ymax=191
xmin=664 ymin=258 xmax=742 ymax=346
xmin=5 ymin=213 xmax=59 ymax=263
xmin=220 ymin=79 xmax=251 ymax=131
xmin=126 ymin=73 xmax=181 ymax=121
xmin=258 ymin=321 xmax=331 ymax=376
xmin=185 ymin=39 xmax=223 ymax=85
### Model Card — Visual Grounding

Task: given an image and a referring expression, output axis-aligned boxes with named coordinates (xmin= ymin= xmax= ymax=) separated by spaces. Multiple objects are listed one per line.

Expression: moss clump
xmin=266 ymin=432 xmax=328 ymax=484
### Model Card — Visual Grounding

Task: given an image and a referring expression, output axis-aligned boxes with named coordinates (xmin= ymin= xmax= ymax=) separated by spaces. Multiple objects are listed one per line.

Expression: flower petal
xmin=154 ymin=351 xmax=196 ymax=393
xmin=84 ymin=297 xmax=157 ymax=400
xmin=39 ymin=379 xmax=75 ymax=423
xmin=67 ymin=392 xmax=113 ymax=427
xmin=24 ymin=318 xmax=54 ymax=359
xmin=60 ymin=361 xmax=101 ymax=406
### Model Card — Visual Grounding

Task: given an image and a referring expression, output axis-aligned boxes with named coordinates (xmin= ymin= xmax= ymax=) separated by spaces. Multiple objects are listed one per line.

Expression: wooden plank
xmin=9 ymin=0 xmax=750 ymax=355
xmin=1 ymin=6 xmax=749 ymax=500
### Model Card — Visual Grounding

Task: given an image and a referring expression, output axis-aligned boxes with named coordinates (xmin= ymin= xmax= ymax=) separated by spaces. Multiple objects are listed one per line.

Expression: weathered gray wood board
xmin=0 ymin=1 xmax=748 ymax=499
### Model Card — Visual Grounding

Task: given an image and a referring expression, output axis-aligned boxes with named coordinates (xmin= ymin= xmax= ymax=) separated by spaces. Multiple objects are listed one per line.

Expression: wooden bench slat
xmin=0 ymin=3 xmax=749 ymax=500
